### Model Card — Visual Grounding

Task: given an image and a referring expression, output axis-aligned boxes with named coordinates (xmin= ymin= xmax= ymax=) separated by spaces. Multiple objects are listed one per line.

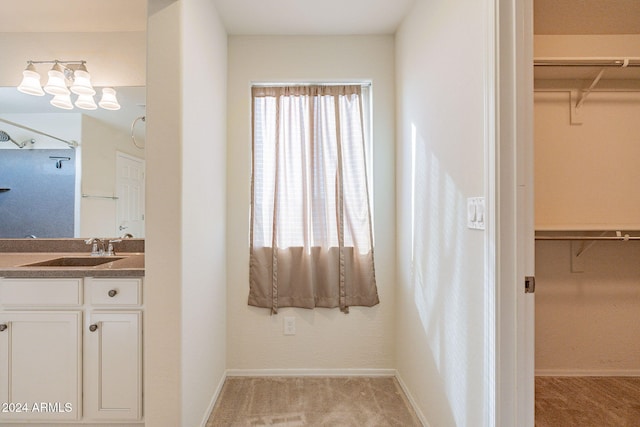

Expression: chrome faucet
xmin=85 ymin=238 xmax=105 ymax=256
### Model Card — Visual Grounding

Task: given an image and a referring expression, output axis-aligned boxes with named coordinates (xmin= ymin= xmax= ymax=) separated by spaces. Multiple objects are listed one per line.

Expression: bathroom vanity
xmin=0 ymin=239 xmax=144 ymax=425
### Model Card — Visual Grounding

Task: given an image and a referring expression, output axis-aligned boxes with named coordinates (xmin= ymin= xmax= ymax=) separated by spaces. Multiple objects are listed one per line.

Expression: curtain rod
xmin=0 ymin=117 xmax=77 ymax=148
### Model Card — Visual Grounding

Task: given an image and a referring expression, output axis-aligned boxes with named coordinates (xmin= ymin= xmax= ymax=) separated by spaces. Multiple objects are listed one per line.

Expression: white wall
xmin=535 ymin=91 xmax=640 ymax=230
xmin=180 ymin=0 xmax=228 ymax=426
xmin=534 ymin=34 xmax=640 ymax=59
xmin=146 ymin=2 xmax=182 ymax=425
xmin=395 ymin=0 xmax=487 ymax=424
xmin=226 ymin=35 xmax=396 ymax=371
xmin=533 ymin=34 xmax=640 ymax=376
xmin=0 ymin=32 xmax=145 ymax=87
xmin=146 ymin=0 xmax=228 ymax=425
xmin=534 ymin=37 xmax=640 ymax=373
xmin=535 ymin=240 xmax=640 ymax=375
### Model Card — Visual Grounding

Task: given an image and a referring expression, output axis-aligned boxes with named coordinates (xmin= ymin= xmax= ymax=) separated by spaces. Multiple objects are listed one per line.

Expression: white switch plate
xmin=284 ymin=316 xmax=296 ymax=335
xmin=467 ymin=197 xmax=485 ymax=230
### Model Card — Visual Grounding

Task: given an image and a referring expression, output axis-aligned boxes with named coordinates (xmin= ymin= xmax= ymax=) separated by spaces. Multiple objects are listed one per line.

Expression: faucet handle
xmin=85 ymin=237 xmax=105 ymax=256
xmin=106 ymin=239 xmax=122 ymax=256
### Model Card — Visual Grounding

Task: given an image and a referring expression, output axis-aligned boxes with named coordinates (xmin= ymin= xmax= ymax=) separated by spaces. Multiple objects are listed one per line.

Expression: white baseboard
xmin=395 ymin=371 xmax=429 ymax=427
xmin=536 ymin=369 xmax=640 ymax=377
xmin=0 ymin=424 xmax=143 ymax=427
xmin=225 ymin=368 xmax=397 ymax=377
xmin=199 ymin=371 xmax=228 ymax=427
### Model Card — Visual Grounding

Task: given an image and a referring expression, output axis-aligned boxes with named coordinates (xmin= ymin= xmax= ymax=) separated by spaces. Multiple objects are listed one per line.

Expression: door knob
xmin=89 ymin=324 xmax=98 ymax=332
xmin=0 ymin=324 xmax=7 ymax=332
xmin=108 ymin=289 xmax=118 ymax=297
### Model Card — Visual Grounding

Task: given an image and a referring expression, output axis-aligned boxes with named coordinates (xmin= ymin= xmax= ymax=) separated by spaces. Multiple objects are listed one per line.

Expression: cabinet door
xmin=0 ymin=311 xmax=81 ymax=422
xmin=84 ymin=311 xmax=142 ymax=420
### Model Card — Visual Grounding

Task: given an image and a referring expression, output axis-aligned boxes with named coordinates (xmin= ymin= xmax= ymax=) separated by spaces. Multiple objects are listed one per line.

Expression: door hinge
xmin=525 ymin=276 xmax=536 ymax=294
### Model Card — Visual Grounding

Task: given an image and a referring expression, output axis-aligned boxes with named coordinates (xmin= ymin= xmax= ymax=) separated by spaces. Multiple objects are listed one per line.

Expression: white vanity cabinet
xmin=0 ymin=278 xmax=83 ymax=422
xmin=84 ymin=278 xmax=142 ymax=421
xmin=0 ymin=276 xmax=143 ymax=425
xmin=0 ymin=311 xmax=82 ymax=422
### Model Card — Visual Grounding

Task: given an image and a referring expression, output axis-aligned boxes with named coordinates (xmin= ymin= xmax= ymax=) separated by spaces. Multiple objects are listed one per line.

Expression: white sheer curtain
xmin=249 ymin=85 xmax=378 ymax=313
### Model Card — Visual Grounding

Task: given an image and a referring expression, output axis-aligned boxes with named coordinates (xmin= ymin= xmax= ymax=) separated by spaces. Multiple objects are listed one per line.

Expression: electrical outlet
xmin=284 ymin=316 xmax=296 ymax=335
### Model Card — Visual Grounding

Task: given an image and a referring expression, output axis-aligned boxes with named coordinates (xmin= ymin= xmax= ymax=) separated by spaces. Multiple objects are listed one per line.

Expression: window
xmin=249 ymin=84 xmax=378 ymax=313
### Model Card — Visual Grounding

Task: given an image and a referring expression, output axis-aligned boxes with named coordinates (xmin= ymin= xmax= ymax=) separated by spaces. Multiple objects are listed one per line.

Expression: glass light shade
xmin=70 ymin=69 xmax=95 ymax=96
xmin=44 ymin=64 xmax=70 ymax=96
xmin=98 ymin=88 xmax=121 ymax=110
xmin=75 ymin=94 xmax=97 ymax=110
xmin=17 ymin=64 xmax=44 ymax=96
xmin=50 ymin=93 xmax=73 ymax=110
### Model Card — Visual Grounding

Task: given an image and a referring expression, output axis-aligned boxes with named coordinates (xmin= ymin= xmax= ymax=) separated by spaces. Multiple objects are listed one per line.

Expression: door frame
xmin=486 ymin=0 xmax=535 ymax=425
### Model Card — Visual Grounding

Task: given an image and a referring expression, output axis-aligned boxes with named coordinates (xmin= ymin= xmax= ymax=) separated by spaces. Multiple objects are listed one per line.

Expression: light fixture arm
xmin=27 ymin=59 xmax=87 ymax=67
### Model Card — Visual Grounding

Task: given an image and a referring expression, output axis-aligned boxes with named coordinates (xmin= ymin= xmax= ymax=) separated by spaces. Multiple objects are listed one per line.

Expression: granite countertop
xmin=0 ymin=252 xmax=145 ymax=278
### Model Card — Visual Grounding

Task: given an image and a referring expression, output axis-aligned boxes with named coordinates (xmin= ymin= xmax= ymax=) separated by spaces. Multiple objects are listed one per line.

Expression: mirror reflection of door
xmin=115 ymin=152 xmax=145 ymax=238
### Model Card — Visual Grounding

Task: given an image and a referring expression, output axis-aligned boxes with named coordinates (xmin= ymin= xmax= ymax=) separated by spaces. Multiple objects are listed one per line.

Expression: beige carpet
xmin=536 ymin=376 xmax=640 ymax=427
xmin=206 ymin=376 xmax=422 ymax=426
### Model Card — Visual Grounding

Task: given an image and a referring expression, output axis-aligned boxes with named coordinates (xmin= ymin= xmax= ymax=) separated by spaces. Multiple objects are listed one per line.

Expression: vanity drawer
xmin=0 ymin=278 xmax=83 ymax=306
xmin=88 ymin=278 xmax=142 ymax=306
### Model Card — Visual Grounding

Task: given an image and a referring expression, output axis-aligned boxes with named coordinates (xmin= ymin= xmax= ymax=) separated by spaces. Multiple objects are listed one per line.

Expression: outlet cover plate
xmin=467 ymin=197 xmax=485 ymax=230
xmin=284 ymin=316 xmax=296 ymax=335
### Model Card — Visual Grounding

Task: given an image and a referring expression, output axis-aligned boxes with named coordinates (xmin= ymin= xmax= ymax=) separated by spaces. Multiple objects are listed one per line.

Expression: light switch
xmin=467 ymin=197 xmax=485 ymax=230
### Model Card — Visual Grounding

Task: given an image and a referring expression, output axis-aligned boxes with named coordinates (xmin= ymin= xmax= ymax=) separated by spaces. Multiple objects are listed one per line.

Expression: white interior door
xmin=116 ymin=152 xmax=145 ymax=238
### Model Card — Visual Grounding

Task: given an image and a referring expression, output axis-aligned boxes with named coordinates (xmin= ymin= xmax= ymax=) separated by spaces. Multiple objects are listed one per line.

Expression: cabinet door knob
xmin=0 ymin=324 xmax=7 ymax=332
xmin=89 ymin=324 xmax=98 ymax=332
xmin=108 ymin=289 xmax=118 ymax=297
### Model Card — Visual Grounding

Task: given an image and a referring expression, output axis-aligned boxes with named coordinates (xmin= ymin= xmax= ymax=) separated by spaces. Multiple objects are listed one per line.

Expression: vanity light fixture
xmin=50 ymin=93 xmax=74 ymax=110
xmin=75 ymin=93 xmax=98 ymax=110
xmin=16 ymin=62 xmax=45 ymax=96
xmin=17 ymin=60 xmax=120 ymax=111
xmin=98 ymin=87 xmax=121 ymax=110
xmin=43 ymin=62 xmax=71 ymax=96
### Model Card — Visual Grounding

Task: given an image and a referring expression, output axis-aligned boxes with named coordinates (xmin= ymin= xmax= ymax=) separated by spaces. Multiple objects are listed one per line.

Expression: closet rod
xmin=534 ymin=57 xmax=640 ymax=67
xmin=535 ymin=236 xmax=640 ymax=241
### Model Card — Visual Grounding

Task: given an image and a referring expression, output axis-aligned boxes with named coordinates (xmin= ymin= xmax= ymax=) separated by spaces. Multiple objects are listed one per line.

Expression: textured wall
xmin=145 ymin=1 xmax=228 ymax=426
xmin=536 ymin=240 xmax=640 ymax=374
xmin=226 ymin=35 xmax=396 ymax=371
xmin=0 ymin=149 xmax=76 ymax=238
xmin=534 ymin=86 xmax=640 ymax=374
xmin=395 ymin=0 xmax=488 ymax=424
xmin=535 ymin=92 xmax=640 ymax=230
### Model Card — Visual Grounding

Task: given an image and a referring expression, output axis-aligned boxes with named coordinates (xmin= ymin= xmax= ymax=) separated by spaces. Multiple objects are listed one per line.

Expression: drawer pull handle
xmin=0 ymin=324 xmax=7 ymax=332
xmin=108 ymin=289 xmax=118 ymax=297
xmin=89 ymin=324 xmax=98 ymax=332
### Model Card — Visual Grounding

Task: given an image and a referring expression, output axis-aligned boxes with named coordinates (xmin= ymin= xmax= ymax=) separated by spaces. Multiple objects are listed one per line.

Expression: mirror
xmin=0 ymin=86 xmax=146 ymax=238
